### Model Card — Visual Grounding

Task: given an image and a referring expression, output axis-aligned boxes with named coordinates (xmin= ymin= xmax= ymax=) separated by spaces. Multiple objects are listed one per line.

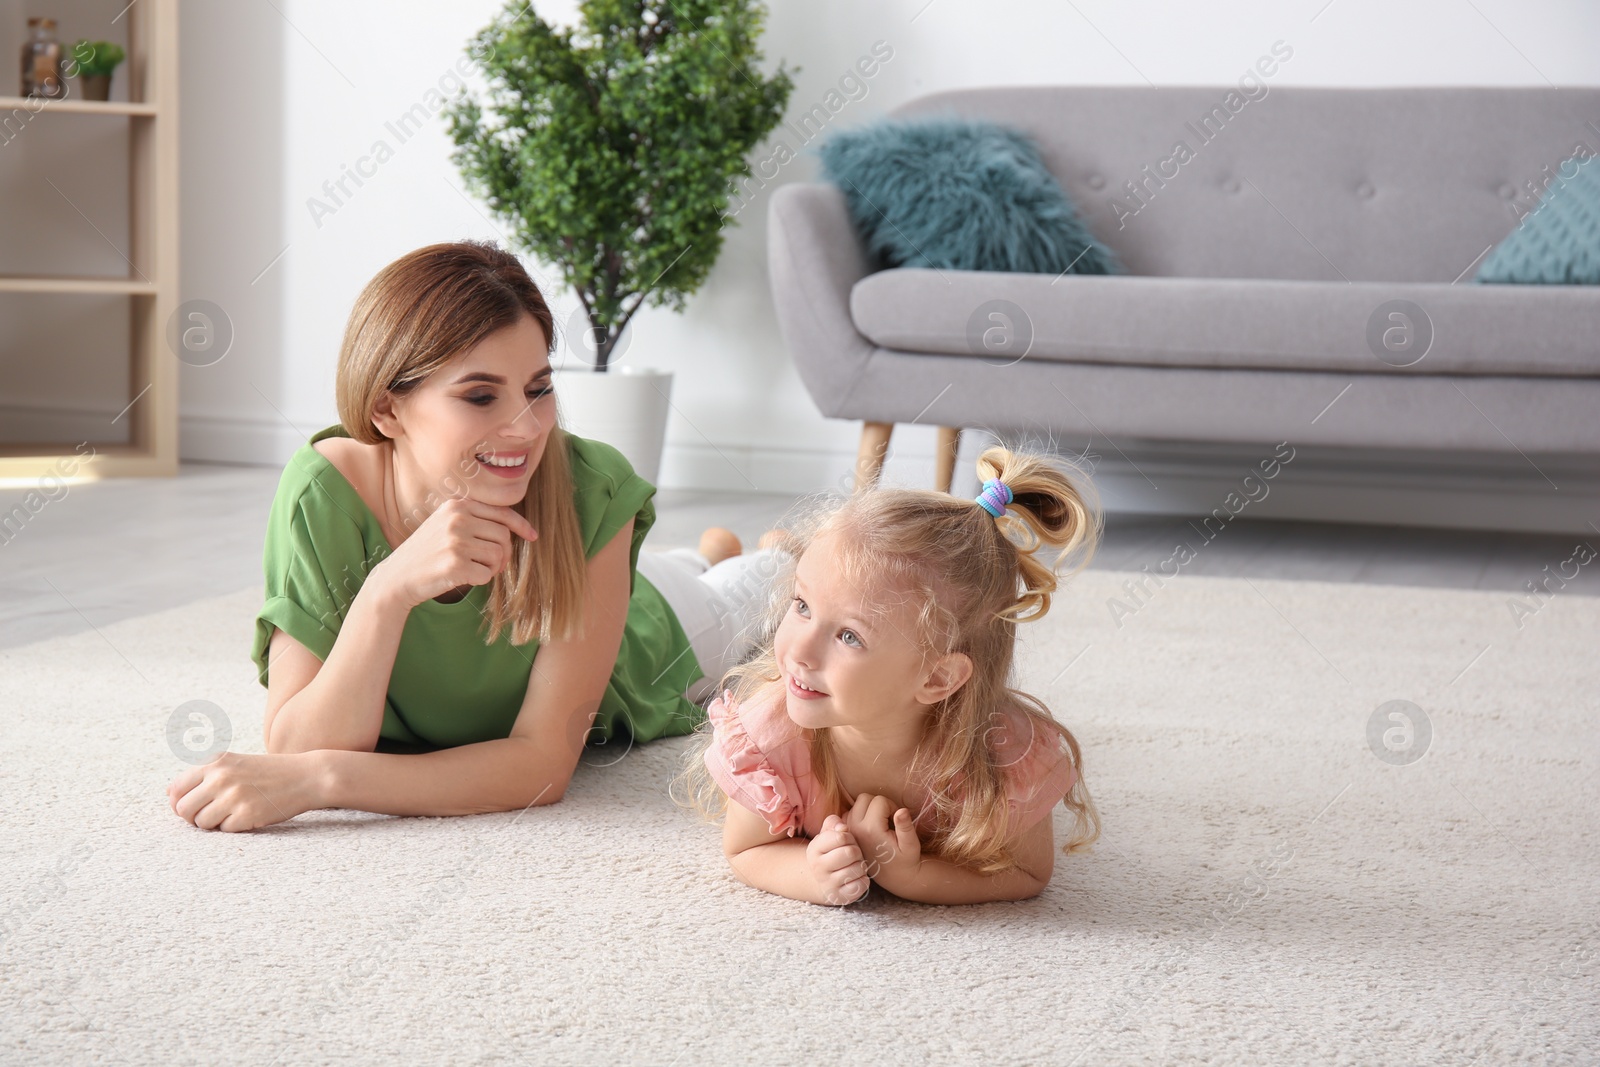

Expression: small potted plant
xmin=445 ymin=0 xmax=793 ymax=483
xmin=70 ymin=40 xmax=125 ymax=101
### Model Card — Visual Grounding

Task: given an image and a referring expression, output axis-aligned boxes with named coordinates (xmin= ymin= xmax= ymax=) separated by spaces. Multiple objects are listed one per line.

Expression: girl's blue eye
xmin=793 ymin=597 xmax=861 ymax=648
xmin=465 ymin=386 xmax=553 ymax=406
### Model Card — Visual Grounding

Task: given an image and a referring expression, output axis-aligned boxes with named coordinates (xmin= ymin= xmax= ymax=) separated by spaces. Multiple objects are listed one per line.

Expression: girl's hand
xmin=371 ymin=497 xmax=538 ymax=608
xmin=844 ymin=793 xmax=923 ymax=883
xmin=806 ymin=814 xmax=870 ymax=905
xmin=166 ymin=751 xmax=327 ymax=832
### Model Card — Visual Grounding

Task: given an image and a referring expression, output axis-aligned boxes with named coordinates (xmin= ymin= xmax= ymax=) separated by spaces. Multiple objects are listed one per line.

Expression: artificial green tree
xmin=445 ymin=0 xmax=793 ymax=371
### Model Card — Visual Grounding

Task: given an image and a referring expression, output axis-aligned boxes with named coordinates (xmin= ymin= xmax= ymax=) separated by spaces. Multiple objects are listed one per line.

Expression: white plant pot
xmin=551 ymin=366 xmax=673 ymax=485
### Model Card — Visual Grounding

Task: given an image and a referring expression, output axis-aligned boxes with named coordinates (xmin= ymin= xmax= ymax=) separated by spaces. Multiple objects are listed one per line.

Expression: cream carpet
xmin=1 ymin=567 xmax=1595 ymax=1066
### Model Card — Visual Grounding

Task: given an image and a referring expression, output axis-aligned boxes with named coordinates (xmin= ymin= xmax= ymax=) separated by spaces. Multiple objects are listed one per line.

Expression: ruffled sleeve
xmin=989 ymin=706 xmax=1080 ymax=834
xmin=703 ymin=688 xmax=807 ymax=838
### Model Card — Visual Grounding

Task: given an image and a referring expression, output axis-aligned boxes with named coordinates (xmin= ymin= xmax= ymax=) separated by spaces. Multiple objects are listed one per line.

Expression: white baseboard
xmin=988 ymin=432 xmax=1600 ymax=536
xmin=180 ymin=410 xmax=312 ymax=465
xmin=663 ymin=431 xmax=1600 ymax=536
xmin=6 ymin=404 xmax=1591 ymax=535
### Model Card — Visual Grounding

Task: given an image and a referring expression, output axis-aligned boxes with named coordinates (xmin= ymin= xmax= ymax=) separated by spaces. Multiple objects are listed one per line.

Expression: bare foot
xmin=699 ymin=526 xmax=742 ymax=565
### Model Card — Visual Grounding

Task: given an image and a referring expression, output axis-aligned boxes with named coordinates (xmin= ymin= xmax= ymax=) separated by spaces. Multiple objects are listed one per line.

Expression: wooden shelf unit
xmin=0 ymin=274 xmax=158 ymax=295
xmin=0 ymin=94 xmax=157 ymax=116
xmin=0 ymin=0 xmax=178 ymax=480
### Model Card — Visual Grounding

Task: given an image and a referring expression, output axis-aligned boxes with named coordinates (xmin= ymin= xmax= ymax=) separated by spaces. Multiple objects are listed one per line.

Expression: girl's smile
xmin=787 ymin=673 xmax=827 ymax=700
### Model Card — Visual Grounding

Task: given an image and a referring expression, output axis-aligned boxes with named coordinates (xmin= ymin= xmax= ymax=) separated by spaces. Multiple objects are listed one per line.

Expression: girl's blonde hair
xmin=676 ymin=446 xmax=1104 ymax=874
xmin=335 ymin=239 xmax=586 ymax=645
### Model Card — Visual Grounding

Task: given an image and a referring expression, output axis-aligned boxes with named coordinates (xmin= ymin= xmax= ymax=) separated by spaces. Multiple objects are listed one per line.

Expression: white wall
xmin=177 ymin=0 xmax=1600 ymax=497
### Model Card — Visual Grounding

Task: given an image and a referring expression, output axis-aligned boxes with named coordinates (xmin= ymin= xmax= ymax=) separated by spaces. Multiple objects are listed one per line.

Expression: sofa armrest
xmin=767 ymin=183 xmax=877 ymax=419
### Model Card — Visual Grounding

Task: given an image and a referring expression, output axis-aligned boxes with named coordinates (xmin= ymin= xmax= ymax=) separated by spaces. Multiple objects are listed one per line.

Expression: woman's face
xmin=374 ymin=312 xmax=556 ymax=510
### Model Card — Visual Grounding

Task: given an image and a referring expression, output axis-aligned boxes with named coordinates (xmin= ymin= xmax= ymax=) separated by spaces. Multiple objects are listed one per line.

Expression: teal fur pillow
xmin=1477 ymin=152 xmax=1600 ymax=284
xmin=818 ymin=116 xmax=1123 ymax=276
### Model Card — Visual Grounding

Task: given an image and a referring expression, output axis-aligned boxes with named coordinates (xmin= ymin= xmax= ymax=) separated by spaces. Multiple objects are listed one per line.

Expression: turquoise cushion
xmin=1476 ymin=153 xmax=1600 ymax=284
xmin=818 ymin=117 xmax=1123 ymax=276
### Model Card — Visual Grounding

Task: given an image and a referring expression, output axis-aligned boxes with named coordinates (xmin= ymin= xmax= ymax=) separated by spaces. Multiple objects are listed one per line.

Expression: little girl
xmin=677 ymin=447 xmax=1103 ymax=906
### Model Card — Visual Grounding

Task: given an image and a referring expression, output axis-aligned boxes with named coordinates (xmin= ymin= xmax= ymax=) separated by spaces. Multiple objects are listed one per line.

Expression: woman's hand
xmin=844 ymin=793 xmax=924 ymax=884
xmin=370 ymin=497 xmax=538 ymax=608
xmin=166 ymin=750 xmax=328 ymax=832
xmin=806 ymin=814 xmax=870 ymax=905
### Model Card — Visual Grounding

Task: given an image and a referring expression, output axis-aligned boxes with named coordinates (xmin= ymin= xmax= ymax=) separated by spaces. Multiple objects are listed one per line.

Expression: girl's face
xmin=374 ymin=312 xmax=556 ymax=510
xmin=774 ymin=526 xmax=946 ymax=733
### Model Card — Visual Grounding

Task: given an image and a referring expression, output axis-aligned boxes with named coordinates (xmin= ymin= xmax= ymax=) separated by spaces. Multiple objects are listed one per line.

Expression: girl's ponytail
xmin=974 ymin=446 xmax=1101 ymax=623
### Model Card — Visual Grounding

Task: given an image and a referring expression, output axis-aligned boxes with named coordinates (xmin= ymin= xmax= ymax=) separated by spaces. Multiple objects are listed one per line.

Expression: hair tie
xmin=975 ymin=477 xmax=1013 ymax=518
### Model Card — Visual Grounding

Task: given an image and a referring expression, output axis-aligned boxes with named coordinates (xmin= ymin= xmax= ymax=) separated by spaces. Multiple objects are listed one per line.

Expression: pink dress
xmin=702 ymin=685 xmax=1079 ymax=842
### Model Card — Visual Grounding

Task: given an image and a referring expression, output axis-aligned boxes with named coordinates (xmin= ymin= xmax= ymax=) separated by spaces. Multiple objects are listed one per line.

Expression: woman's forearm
xmin=874 ymin=855 xmax=1046 ymax=905
xmin=266 ymin=572 xmax=412 ymax=755
xmin=319 ymin=736 xmax=574 ymax=817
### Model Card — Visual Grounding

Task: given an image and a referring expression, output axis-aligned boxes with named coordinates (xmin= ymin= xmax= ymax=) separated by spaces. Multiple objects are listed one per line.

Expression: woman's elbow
xmin=506 ymin=738 xmax=574 ymax=809
xmin=462 ymin=779 xmax=565 ymax=817
xmin=263 ymin=700 xmax=377 ymax=756
xmin=530 ymin=780 xmax=568 ymax=808
xmin=262 ymin=722 xmax=311 ymax=756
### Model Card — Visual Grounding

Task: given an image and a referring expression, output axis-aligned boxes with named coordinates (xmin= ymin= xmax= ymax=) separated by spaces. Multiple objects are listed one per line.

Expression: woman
xmin=166 ymin=241 xmax=787 ymax=832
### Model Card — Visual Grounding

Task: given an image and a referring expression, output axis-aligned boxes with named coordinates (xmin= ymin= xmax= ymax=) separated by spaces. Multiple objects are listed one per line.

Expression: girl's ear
xmin=915 ymin=650 xmax=974 ymax=706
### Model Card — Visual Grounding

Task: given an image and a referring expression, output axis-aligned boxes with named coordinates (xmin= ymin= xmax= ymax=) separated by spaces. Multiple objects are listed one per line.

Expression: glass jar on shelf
xmin=21 ymin=17 xmax=66 ymax=99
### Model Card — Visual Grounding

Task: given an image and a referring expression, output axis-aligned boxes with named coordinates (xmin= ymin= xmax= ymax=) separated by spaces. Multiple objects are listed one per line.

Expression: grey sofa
xmin=767 ymin=86 xmax=1600 ymax=518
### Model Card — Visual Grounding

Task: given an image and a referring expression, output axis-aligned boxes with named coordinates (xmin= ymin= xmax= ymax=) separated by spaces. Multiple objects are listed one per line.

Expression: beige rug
xmin=1 ymin=567 xmax=1595 ymax=1066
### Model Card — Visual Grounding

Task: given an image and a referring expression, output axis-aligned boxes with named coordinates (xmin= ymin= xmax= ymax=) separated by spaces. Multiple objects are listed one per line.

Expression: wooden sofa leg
xmin=855 ymin=421 xmax=893 ymax=492
xmin=935 ymin=427 xmax=961 ymax=495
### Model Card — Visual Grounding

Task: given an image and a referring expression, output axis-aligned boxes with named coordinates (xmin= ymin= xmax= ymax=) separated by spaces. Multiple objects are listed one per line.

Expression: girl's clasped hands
xmin=808 ymin=796 xmax=924 ymax=906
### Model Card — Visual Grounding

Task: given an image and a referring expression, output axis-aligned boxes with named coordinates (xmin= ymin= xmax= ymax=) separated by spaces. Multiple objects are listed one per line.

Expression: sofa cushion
xmin=849 ymin=269 xmax=1600 ymax=377
xmin=885 ymin=87 xmax=1600 ymax=285
xmin=1476 ymin=152 xmax=1600 ymax=284
xmin=818 ymin=117 xmax=1122 ymax=275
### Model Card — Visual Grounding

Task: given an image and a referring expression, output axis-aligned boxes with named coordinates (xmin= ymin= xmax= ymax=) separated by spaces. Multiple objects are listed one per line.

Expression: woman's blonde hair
xmin=676 ymin=446 xmax=1104 ymax=874
xmin=335 ymin=239 xmax=586 ymax=645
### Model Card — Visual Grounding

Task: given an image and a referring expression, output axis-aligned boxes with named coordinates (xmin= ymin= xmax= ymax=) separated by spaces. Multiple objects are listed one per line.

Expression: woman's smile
xmin=474 ymin=448 xmax=531 ymax=477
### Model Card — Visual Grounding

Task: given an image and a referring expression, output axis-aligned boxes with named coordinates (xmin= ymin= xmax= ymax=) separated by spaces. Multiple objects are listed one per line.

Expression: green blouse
xmin=249 ymin=423 xmax=705 ymax=753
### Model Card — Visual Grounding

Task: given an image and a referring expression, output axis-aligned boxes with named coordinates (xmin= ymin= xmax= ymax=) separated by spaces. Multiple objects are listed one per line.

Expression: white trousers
xmin=635 ymin=546 xmax=792 ymax=704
